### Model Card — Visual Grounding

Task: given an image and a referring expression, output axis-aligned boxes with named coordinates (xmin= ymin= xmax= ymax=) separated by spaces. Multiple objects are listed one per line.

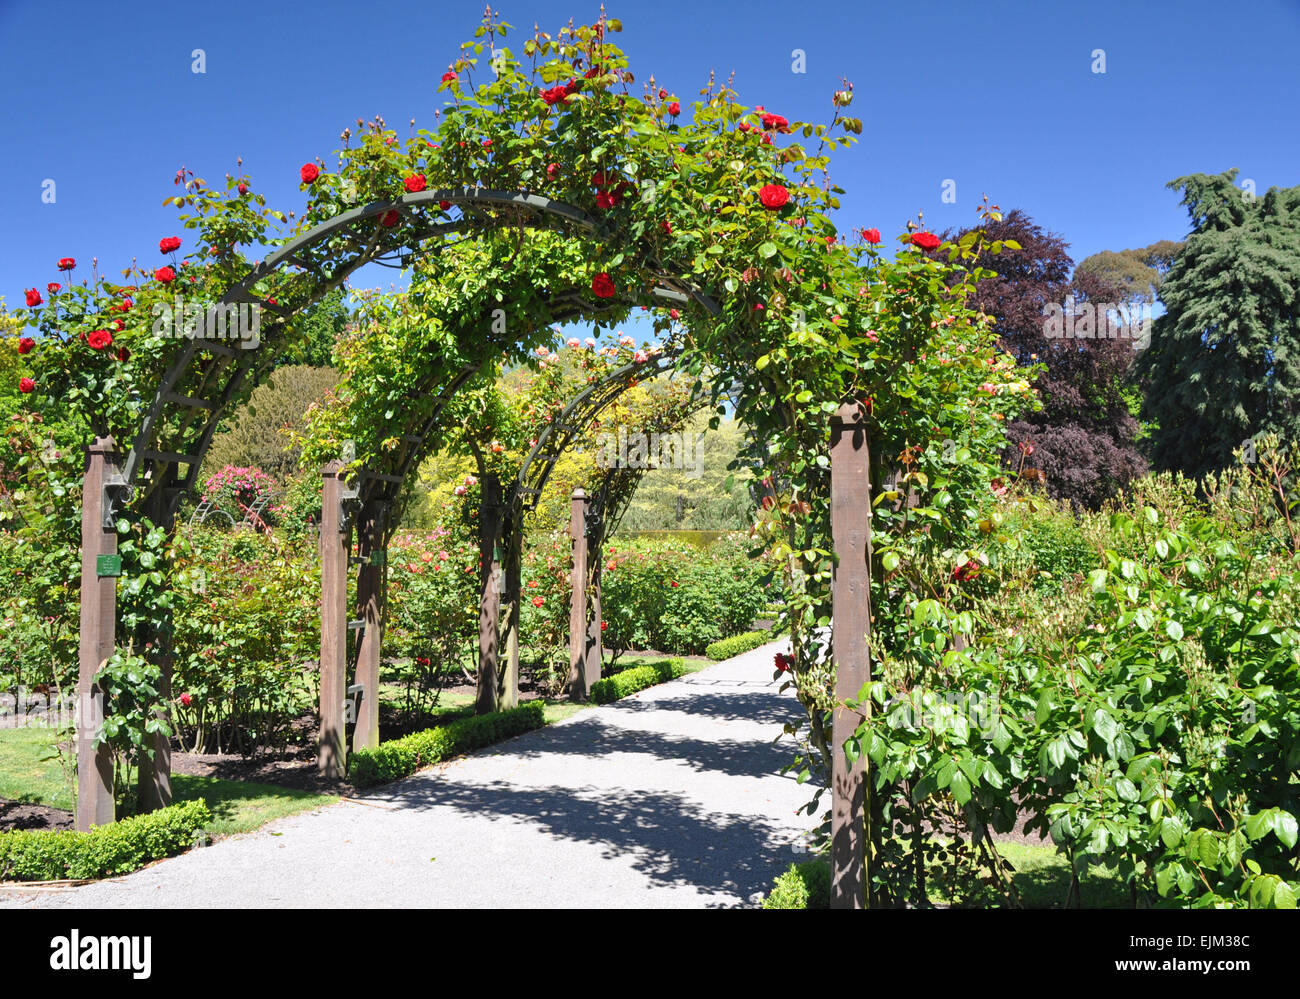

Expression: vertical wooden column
xmin=830 ymin=402 xmax=872 ymax=908
xmin=319 ymin=460 xmax=348 ymax=778
xmin=76 ymin=437 xmax=119 ymax=831
xmin=475 ymin=475 xmax=504 ymax=715
xmin=138 ymin=472 xmax=177 ymax=813
xmin=567 ymin=488 xmax=594 ymax=700
xmin=498 ymin=512 xmax=522 ymax=710
xmin=352 ymin=500 xmax=385 ymax=753
xmin=586 ymin=514 xmax=605 ymax=686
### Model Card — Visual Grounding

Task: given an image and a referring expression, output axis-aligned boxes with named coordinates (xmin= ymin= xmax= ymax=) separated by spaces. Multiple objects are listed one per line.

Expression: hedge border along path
xmin=0 ymin=800 xmax=211 ymax=882
xmin=590 ymin=658 xmax=686 ymax=704
xmin=349 ymin=702 xmax=548 ymax=787
xmin=706 ymin=630 xmax=777 ymax=661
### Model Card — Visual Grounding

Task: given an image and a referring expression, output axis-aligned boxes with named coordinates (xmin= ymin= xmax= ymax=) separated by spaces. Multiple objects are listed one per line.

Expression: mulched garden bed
xmin=0 ymin=798 xmax=73 ymax=834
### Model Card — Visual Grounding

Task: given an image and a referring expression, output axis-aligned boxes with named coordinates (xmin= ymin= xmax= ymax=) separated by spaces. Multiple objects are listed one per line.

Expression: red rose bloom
xmin=600 ymin=620 xmax=608 ymax=632
xmin=591 ymin=272 xmax=616 ymax=299
xmin=238 ymin=182 xmax=249 ymax=194
xmin=774 ymin=653 xmax=792 ymax=674
xmin=668 ymin=101 xmax=680 ymax=116
xmin=531 ymin=596 xmax=544 ymax=608
xmin=19 ymin=377 xmax=34 ymax=394
xmin=546 ymin=163 xmax=560 ymax=179
xmin=760 ymin=112 xmax=789 ymax=132
xmin=862 ymin=227 xmax=881 ymax=244
xmin=88 ymin=329 xmax=113 ymax=351
xmin=117 ymin=347 xmax=130 ymax=362
xmin=380 ymin=210 xmax=400 ymax=227
xmin=910 ymin=231 xmax=941 ymax=250
xmin=24 ymin=289 xmax=42 ymax=307
xmin=758 ymin=184 xmax=789 ymax=209
xmin=57 ymin=258 xmax=75 ymax=271
xmin=441 ymin=70 xmax=457 ymax=84
xmin=17 ymin=337 xmax=34 ymax=354
xmin=159 ymin=236 xmax=182 ymax=254
xmin=404 ymin=174 xmax=427 ymax=193
xmin=47 ymin=282 xmax=60 ymax=295
xmin=658 ymin=88 xmax=668 ymax=100
xmin=541 ymin=85 xmax=570 ymax=106
xmin=155 ymin=266 xmax=176 ymax=284
xmin=439 ymin=200 xmax=451 ymax=210
xmin=180 ymin=692 xmax=192 ymax=707
xmin=115 ymin=298 xmax=132 ymax=312
xmin=300 ymin=163 xmax=319 ymax=185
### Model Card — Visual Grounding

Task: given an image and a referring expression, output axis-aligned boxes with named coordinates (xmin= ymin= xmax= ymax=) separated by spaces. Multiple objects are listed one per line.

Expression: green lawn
xmin=0 ymin=726 xmax=76 ymax=812
xmin=997 ymin=841 xmax=1128 ymax=909
xmin=0 ymin=727 xmax=335 ymax=838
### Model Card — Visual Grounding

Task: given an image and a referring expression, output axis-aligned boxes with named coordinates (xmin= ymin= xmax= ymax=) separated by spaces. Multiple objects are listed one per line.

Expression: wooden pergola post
xmin=475 ymin=474 xmax=504 ymax=715
xmin=587 ymin=506 xmax=605 ymax=682
xmin=352 ymin=500 xmax=386 ymax=753
xmin=498 ymin=512 xmax=522 ymax=710
xmin=76 ymin=437 xmax=119 ymax=831
xmin=319 ymin=460 xmax=348 ymax=778
xmin=568 ymin=487 xmax=598 ymax=699
xmin=138 ymin=469 xmax=179 ymax=813
xmin=830 ymin=402 xmax=872 ymax=908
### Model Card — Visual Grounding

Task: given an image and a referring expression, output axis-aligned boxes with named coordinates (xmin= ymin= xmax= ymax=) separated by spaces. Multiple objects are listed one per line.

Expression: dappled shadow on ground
xmin=609 ymin=690 xmax=800 ymax=728
xmin=379 ymin=778 xmax=805 ymax=905
xmin=471 ymin=712 xmax=798 ymax=782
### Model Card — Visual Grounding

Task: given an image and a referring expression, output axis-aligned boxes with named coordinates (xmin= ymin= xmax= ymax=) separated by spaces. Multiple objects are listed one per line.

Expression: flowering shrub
xmin=851 ymin=436 xmax=1300 ymax=908
xmin=384 ymin=524 xmax=481 ymax=712
xmin=168 ymin=527 xmax=320 ymax=754
xmin=201 ymin=465 xmax=279 ymax=528
xmin=601 ymin=534 xmax=770 ymax=656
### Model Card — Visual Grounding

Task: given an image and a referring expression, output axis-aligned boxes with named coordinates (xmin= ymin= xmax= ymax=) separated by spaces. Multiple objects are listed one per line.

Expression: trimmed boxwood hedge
xmin=589 ymin=658 xmax=686 ymax=704
xmin=762 ymin=859 xmax=830 ymax=909
xmin=349 ymin=700 xmax=547 ymax=787
xmin=0 ymin=799 xmax=212 ymax=883
xmin=706 ymin=629 xmax=776 ymax=661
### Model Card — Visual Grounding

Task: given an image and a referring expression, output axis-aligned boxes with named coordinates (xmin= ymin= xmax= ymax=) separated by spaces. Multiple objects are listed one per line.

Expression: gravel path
xmin=2 ymin=642 xmax=819 ymax=909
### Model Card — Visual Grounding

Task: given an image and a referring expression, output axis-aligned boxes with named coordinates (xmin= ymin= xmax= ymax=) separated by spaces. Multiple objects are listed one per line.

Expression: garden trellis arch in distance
xmin=75 ymin=190 xmax=872 ymax=907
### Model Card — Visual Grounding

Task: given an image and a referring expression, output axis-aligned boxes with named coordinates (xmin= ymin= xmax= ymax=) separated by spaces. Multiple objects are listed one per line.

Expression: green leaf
xmin=1160 ymin=815 xmax=1186 ymax=849
xmin=950 ymin=771 xmax=971 ymax=806
xmin=758 ymin=241 xmax=778 ymax=259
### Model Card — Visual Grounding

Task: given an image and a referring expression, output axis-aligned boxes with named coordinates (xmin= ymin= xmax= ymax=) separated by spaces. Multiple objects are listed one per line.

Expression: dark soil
xmin=0 ymin=798 xmax=73 ymax=834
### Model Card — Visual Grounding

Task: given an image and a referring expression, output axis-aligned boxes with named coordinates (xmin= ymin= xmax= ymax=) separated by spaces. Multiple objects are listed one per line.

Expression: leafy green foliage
xmin=762 ymin=859 xmax=831 ymax=909
xmin=601 ymin=535 xmax=769 ymax=655
xmin=0 ymin=799 xmax=211 ymax=881
xmin=589 ymin=657 xmax=686 ymax=704
xmin=348 ymin=701 xmax=546 ymax=786
xmin=706 ymin=629 xmax=778 ymax=661
xmin=852 ymin=436 xmax=1300 ymax=907
xmin=1139 ymin=169 xmax=1300 ymax=476
xmin=168 ymin=528 xmax=320 ymax=754
xmin=203 ymin=365 xmax=339 ymax=481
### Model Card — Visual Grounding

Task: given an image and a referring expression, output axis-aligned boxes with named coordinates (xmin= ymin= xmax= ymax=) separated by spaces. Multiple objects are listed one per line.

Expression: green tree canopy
xmin=1138 ymin=170 xmax=1300 ymax=476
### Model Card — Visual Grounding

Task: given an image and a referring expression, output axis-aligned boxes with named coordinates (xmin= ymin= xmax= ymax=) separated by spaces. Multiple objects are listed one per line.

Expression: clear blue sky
xmin=2 ymin=0 xmax=1298 ymax=315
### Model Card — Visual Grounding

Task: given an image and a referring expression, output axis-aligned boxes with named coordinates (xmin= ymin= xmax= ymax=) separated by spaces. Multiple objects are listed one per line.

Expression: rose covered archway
xmin=11 ymin=12 xmax=1030 ymax=907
